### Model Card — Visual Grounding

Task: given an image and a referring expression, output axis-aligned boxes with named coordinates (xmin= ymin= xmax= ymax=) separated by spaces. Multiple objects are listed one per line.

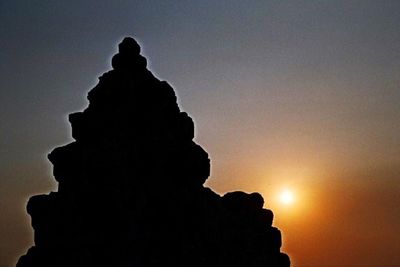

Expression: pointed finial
xmin=111 ymin=37 xmax=146 ymax=70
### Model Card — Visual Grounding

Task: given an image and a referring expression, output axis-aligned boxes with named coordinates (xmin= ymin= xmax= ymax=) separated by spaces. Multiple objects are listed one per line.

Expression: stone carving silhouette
xmin=17 ymin=37 xmax=290 ymax=267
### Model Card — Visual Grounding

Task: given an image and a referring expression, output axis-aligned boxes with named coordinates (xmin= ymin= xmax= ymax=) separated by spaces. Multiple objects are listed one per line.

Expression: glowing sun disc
xmin=279 ymin=189 xmax=295 ymax=205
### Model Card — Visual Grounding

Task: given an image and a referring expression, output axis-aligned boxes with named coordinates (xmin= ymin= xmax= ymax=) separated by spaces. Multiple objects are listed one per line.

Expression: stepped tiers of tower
xmin=17 ymin=37 xmax=290 ymax=267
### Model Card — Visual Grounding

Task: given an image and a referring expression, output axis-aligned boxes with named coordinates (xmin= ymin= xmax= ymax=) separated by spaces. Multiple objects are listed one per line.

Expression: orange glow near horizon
xmin=208 ymin=163 xmax=325 ymax=267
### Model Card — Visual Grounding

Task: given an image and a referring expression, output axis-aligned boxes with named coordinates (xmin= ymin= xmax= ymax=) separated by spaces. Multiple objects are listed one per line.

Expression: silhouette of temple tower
xmin=18 ymin=37 xmax=290 ymax=267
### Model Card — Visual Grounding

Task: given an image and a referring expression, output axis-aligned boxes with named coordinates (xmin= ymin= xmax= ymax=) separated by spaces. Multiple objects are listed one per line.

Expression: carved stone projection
xmin=17 ymin=37 xmax=290 ymax=267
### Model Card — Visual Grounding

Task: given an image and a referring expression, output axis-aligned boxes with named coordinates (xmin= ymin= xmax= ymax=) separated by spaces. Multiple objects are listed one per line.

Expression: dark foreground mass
xmin=17 ymin=37 xmax=290 ymax=267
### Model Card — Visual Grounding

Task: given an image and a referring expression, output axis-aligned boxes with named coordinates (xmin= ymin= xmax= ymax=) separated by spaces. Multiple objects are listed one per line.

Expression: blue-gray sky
xmin=1 ymin=1 xmax=400 ymax=267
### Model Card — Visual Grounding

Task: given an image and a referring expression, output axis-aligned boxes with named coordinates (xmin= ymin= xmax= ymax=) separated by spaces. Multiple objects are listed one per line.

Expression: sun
xmin=279 ymin=189 xmax=295 ymax=205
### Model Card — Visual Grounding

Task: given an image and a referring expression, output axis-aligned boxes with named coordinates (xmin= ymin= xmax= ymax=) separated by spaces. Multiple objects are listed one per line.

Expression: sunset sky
xmin=1 ymin=1 xmax=400 ymax=267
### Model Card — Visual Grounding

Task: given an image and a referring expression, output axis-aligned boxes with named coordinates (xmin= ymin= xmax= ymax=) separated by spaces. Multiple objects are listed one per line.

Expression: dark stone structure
xmin=17 ymin=37 xmax=290 ymax=267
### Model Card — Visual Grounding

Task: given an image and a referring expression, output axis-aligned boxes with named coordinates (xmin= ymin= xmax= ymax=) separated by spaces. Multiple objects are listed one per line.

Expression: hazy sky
xmin=1 ymin=1 xmax=400 ymax=267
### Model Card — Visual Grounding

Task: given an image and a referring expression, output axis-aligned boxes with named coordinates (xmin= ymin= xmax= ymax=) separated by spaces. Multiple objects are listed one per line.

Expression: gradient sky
xmin=1 ymin=1 xmax=400 ymax=267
